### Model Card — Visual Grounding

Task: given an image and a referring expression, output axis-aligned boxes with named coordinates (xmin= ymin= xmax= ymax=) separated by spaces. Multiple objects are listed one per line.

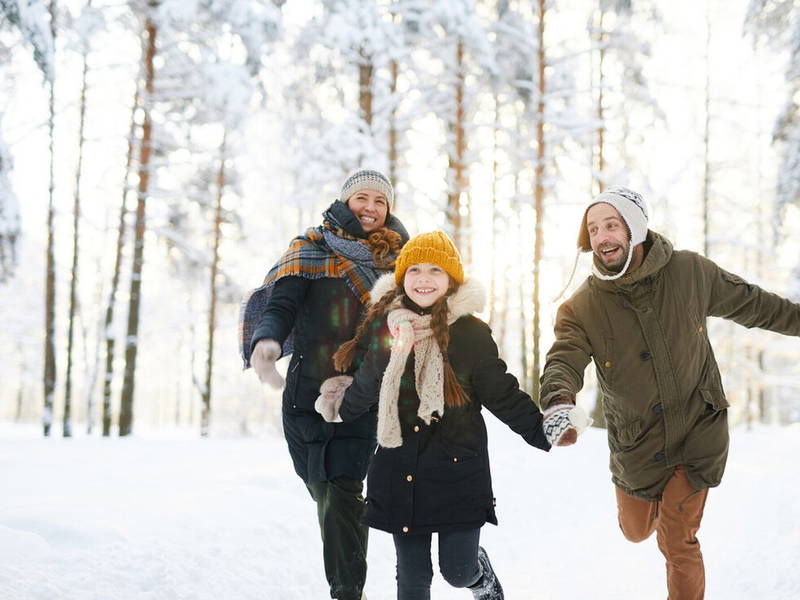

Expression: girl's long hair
xmin=365 ymin=226 xmax=402 ymax=266
xmin=333 ymin=278 xmax=469 ymax=408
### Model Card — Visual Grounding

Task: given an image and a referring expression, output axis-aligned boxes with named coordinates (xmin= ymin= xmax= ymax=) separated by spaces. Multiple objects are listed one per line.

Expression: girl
xmin=316 ymin=231 xmax=579 ymax=599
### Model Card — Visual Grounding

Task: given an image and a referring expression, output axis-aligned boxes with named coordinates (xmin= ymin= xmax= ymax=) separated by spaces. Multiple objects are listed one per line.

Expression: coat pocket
xmin=700 ymin=388 xmax=729 ymax=412
xmin=606 ymin=408 xmax=642 ymax=450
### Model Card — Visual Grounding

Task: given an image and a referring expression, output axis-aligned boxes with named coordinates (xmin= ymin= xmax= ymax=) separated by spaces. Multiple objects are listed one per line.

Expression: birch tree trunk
xmin=447 ymin=39 xmax=467 ymax=256
xmin=530 ymin=0 xmax=547 ymax=402
xmin=119 ymin=9 xmax=157 ymax=437
xmin=702 ymin=6 xmax=711 ymax=257
xmin=591 ymin=7 xmax=608 ymax=428
xmin=64 ymin=10 xmax=91 ymax=437
xmin=102 ymin=86 xmax=139 ymax=436
xmin=388 ymin=58 xmax=398 ymax=201
xmin=359 ymin=49 xmax=373 ymax=127
xmin=201 ymin=130 xmax=227 ymax=437
xmin=43 ymin=0 xmax=58 ymax=437
xmin=596 ymin=8 xmax=606 ymax=194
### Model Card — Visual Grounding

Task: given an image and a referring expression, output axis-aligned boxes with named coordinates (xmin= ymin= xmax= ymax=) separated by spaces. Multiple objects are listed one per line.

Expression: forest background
xmin=1 ymin=0 xmax=799 ymax=439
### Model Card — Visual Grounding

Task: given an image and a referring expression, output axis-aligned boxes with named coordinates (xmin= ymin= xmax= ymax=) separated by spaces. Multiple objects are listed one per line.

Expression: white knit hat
xmin=340 ymin=168 xmax=394 ymax=209
xmin=577 ymin=186 xmax=649 ymax=280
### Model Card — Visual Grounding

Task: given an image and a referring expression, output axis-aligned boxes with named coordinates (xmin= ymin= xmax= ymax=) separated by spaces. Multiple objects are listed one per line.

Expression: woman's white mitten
xmin=251 ymin=339 xmax=285 ymax=389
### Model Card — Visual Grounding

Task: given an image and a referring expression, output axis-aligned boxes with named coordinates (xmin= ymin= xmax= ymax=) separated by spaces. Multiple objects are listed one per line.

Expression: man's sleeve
xmin=701 ymin=255 xmax=800 ymax=336
xmin=539 ymin=300 xmax=594 ymax=409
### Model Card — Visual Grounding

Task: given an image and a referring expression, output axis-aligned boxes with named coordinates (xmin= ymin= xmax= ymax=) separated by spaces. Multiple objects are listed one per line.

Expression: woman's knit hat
xmin=340 ymin=168 xmax=394 ymax=209
xmin=394 ymin=230 xmax=464 ymax=284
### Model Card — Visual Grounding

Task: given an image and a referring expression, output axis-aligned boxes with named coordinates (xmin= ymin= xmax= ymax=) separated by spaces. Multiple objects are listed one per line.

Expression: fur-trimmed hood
xmin=369 ymin=273 xmax=485 ymax=321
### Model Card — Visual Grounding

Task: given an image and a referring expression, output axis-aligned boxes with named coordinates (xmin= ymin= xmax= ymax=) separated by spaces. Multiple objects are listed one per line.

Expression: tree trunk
xmin=488 ymin=91 xmax=499 ymax=328
xmin=702 ymin=7 xmax=711 ymax=257
xmin=64 ymin=14 xmax=91 ymax=437
xmin=43 ymin=0 xmax=57 ymax=437
xmin=596 ymin=8 xmax=606 ymax=194
xmin=388 ymin=59 xmax=398 ymax=202
xmin=447 ymin=39 xmax=467 ymax=258
xmin=531 ymin=0 xmax=546 ymax=402
xmin=359 ymin=49 xmax=373 ymax=127
xmin=102 ymin=85 xmax=140 ymax=437
xmin=201 ymin=130 xmax=227 ymax=437
xmin=119 ymin=11 xmax=157 ymax=437
xmin=16 ymin=341 xmax=26 ymax=421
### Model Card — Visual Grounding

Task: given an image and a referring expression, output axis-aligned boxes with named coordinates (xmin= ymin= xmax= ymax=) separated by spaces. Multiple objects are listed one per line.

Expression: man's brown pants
xmin=615 ymin=467 xmax=709 ymax=600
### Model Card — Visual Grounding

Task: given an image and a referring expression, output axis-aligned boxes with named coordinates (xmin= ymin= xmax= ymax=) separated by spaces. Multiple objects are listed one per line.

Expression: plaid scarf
xmin=238 ymin=202 xmax=407 ymax=367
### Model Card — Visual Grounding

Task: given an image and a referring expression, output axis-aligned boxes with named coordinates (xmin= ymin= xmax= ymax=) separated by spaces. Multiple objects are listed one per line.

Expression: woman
xmin=315 ymin=231 xmax=585 ymax=599
xmin=239 ymin=168 xmax=408 ymax=600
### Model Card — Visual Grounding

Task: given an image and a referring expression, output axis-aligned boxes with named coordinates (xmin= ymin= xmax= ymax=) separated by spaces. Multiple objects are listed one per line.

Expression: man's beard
xmin=595 ymin=241 xmax=630 ymax=273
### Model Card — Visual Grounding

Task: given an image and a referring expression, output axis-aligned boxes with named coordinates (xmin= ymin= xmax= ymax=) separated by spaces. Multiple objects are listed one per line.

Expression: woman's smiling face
xmin=345 ymin=189 xmax=388 ymax=232
xmin=403 ymin=263 xmax=450 ymax=307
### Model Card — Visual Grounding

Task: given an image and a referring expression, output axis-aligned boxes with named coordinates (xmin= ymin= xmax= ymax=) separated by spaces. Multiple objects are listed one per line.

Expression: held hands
xmin=543 ymin=397 xmax=593 ymax=447
xmin=314 ymin=375 xmax=354 ymax=423
xmin=251 ymin=339 xmax=285 ymax=389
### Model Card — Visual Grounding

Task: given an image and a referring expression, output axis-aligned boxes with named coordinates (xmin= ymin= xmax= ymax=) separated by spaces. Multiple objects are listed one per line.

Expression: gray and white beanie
xmin=577 ymin=186 xmax=649 ymax=280
xmin=340 ymin=168 xmax=394 ymax=209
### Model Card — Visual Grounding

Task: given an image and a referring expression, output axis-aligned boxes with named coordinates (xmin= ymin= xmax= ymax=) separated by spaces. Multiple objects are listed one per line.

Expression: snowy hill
xmin=1 ymin=419 xmax=798 ymax=599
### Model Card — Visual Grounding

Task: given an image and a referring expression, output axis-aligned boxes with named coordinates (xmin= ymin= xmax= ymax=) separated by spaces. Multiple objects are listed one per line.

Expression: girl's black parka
xmin=337 ymin=275 xmax=551 ymax=535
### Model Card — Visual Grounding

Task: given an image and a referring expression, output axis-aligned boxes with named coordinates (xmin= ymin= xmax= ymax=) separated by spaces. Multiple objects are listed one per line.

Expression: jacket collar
xmin=592 ymin=230 xmax=673 ymax=291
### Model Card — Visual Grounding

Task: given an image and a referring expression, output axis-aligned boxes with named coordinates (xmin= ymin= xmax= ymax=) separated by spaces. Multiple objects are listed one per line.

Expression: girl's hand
xmin=314 ymin=375 xmax=353 ymax=423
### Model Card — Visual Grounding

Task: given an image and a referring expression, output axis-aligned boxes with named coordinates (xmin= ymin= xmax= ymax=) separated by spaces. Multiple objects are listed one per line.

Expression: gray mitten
xmin=251 ymin=339 xmax=284 ymax=389
xmin=314 ymin=375 xmax=354 ymax=423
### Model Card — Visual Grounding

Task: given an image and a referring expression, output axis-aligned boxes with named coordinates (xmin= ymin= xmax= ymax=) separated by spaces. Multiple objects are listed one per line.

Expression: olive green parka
xmin=540 ymin=231 xmax=800 ymax=500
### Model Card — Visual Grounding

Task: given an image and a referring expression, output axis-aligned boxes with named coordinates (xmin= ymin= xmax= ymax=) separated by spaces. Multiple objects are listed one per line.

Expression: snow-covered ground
xmin=1 ymin=419 xmax=798 ymax=600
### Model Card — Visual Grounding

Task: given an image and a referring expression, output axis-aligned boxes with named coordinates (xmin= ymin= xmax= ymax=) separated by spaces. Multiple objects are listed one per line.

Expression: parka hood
xmin=592 ymin=230 xmax=673 ymax=290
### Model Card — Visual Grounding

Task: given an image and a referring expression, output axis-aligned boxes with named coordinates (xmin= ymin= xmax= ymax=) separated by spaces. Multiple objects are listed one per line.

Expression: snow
xmin=1 ymin=420 xmax=798 ymax=599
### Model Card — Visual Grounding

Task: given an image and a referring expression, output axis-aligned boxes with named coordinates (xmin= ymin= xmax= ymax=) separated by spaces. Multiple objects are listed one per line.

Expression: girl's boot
xmin=468 ymin=546 xmax=504 ymax=600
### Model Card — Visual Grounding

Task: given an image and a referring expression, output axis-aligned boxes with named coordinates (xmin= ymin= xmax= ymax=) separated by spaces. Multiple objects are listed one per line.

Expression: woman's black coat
xmin=250 ymin=204 xmax=408 ymax=485
xmin=339 ymin=284 xmax=551 ymax=535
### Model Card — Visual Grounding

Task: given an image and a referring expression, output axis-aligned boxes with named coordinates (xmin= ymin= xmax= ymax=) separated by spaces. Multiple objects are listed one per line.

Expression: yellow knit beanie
xmin=394 ymin=231 xmax=464 ymax=284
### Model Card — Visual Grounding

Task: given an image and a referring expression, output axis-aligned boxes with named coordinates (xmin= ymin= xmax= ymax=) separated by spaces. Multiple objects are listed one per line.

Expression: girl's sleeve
xmin=464 ymin=318 xmax=551 ymax=451
xmin=338 ymin=320 xmax=392 ymax=422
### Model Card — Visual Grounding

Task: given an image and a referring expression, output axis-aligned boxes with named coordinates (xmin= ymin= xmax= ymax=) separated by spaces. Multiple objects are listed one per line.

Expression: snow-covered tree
xmin=746 ymin=0 xmax=800 ymax=215
xmin=0 ymin=130 xmax=18 ymax=283
xmin=0 ymin=0 xmax=55 ymax=79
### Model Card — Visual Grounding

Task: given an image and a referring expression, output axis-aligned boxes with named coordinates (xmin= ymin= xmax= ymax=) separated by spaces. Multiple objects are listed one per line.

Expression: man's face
xmin=586 ymin=202 xmax=630 ymax=272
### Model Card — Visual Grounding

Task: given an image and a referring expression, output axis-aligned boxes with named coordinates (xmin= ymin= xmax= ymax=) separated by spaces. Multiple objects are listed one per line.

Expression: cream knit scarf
xmin=370 ymin=274 xmax=486 ymax=448
xmin=378 ymin=308 xmax=442 ymax=447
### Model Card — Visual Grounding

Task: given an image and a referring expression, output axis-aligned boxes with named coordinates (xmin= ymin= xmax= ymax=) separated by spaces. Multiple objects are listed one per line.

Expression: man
xmin=539 ymin=186 xmax=800 ymax=599
xmin=239 ymin=168 xmax=409 ymax=600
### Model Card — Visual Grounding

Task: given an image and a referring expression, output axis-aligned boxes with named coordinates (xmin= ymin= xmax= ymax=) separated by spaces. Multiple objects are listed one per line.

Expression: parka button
xmin=453 ymin=458 xmax=458 ymax=463
xmin=654 ymin=452 xmax=666 ymax=461
xmin=697 ymin=325 xmax=704 ymax=333
xmin=604 ymin=360 xmax=613 ymax=368
xmin=406 ymin=475 xmax=413 ymax=482
xmin=640 ymin=352 xmax=651 ymax=361
xmin=413 ymin=425 xmax=420 ymax=432
xmin=402 ymin=526 xmax=409 ymax=533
